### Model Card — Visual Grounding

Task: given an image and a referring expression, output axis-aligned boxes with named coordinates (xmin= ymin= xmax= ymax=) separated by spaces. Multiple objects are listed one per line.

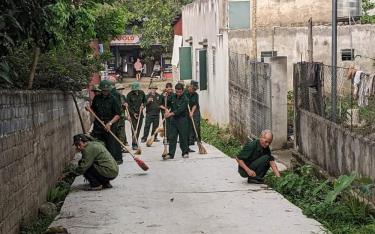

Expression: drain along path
xmin=50 ymin=124 xmax=322 ymax=234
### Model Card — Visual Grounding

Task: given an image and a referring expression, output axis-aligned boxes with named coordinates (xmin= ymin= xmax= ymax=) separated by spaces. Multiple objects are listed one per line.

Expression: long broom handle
xmin=163 ymin=95 xmax=168 ymax=145
xmin=134 ymin=104 xmax=144 ymax=144
xmin=125 ymin=106 xmax=140 ymax=144
xmin=72 ymin=93 xmax=86 ymax=133
xmin=86 ymin=107 xmax=137 ymax=159
xmin=187 ymin=104 xmax=201 ymax=142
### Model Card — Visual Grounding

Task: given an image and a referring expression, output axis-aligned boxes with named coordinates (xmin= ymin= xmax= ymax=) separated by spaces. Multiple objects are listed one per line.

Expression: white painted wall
xmin=182 ymin=0 xmax=229 ymax=125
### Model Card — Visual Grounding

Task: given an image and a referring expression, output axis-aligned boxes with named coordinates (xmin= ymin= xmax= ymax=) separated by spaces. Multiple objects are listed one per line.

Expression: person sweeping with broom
xmin=141 ymin=84 xmax=161 ymax=143
xmin=163 ymin=83 xmax=190 ymax=160
xmin=186 ymin=80 xmax=202 ymax=153
xmin=127 ymin=82 xmax=146 ymax=151
xmin=90 ymin=80 xmax=123 ymax=164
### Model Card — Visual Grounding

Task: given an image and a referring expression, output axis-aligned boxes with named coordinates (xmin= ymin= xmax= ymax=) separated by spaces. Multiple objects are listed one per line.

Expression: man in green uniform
xmin=236 ymin=130 xmax=281 ymax=184
xmin=72 ymin=134 xmax=119 ymax=191
xmin=126 ymin=82 xmax=146 ymax=150
xmin=113 ymin=83 xmax=129 ymax=147
xmin=141 ymin=85 xmax=161 ymax=142
xmin=186 ymin=80 xmax=201 ymax=153
xmin=90 ymin=80 xmax=123 ymax=164
xmin=164 ymin=83 xmax=189 ymax=159
xmin=159 ymin=83 xmax=174 ymax=144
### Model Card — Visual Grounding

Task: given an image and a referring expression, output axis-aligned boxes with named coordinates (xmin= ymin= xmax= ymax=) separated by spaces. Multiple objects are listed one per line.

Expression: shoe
xmin=132 ymin=145 xmax=138 ymax=150
xmin=154 ymin=138 xmax=160 ymax=142
xmin=84 ymin=185 xmax=103 ymax=191
xmin=163 ymin=154 xmax=173 ymax=160
xmin=182 ymin=154 xmax=189 ymax=158
xmin=188 ymin=148 xmax=195 ymax=153
xmin=116 ymin=160 xmax=123 ymax=165
xmin=247 ymin=177 xmax=264 ymax=184
xmin=103 ymin=182 xmax=113 ymax=189
xmin=141 ymin=138 xmax=146 ymax=143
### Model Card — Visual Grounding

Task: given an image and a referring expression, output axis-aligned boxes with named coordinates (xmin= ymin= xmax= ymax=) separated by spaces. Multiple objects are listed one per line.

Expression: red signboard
xmin=110 ymin=35 xmax=140 ymax=45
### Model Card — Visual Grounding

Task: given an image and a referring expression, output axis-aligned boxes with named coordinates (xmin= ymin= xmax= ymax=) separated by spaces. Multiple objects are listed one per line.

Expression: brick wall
xmin=0 ymin=90 xmax=90 ymax=234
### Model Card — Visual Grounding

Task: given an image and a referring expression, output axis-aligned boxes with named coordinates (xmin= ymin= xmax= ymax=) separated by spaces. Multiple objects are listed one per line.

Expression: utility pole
xmin=308 ymin=18 xmax=313 ymax=62
xmin=251 ymin=0 xmax=257 ymax=61
xmin=331 ymin=0 xmax=337 ymax=122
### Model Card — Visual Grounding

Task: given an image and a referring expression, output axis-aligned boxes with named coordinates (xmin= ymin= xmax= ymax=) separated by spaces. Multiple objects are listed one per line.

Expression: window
xmin=228 ymin=0 xmax=250 ymax=29
xmin=341 ymin=49 xmax=354 ymax=61
xmin=179 ymin=47 xmax=192 ymax=80
xmin=261 ymin=51 xmax=277 ymax=62
xmin=195 ymin=49 xmax=208 ymax=90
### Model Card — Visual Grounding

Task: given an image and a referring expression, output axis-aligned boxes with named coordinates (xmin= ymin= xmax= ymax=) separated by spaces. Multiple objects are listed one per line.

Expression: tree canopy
xmin=0 ymin=0 xmax=192 ymax=89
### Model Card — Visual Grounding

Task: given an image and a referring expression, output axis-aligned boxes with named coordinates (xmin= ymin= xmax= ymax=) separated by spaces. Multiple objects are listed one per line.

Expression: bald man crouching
xmin=236 ymin=130 xmax=281 ymax=184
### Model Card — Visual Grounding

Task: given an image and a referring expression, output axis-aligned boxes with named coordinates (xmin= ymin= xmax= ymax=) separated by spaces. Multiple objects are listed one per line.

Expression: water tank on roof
xmin=338 ymin=0 xmax=362 ymax=18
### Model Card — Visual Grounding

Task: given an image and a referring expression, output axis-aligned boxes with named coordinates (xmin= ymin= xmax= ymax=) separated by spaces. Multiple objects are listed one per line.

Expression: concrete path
xmin=50 ymin=123 xmax=323 ymax=234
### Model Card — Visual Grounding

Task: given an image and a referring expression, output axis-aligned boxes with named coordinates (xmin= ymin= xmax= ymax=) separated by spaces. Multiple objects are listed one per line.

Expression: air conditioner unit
xmin=338 ymin=0 xmax=362 ymax=18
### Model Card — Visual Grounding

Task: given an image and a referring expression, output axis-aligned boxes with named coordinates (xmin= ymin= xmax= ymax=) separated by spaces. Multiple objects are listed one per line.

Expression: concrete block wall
xmin=298 ymin=109 xmax=375 ymax=184
xmin=0 ymin=90 xmax=90 ymax=234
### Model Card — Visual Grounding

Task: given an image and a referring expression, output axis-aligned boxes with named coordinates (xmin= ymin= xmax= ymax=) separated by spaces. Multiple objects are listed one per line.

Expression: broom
xmin=146 ymin=118 xmax=166 ymax=147
xmin=133 ymin=104 xmax=144 ymax=155
xmin=125 ymin=106 xmax=142 ymax=155
xmin=162 ymin=95 xmax=169 ymax=158
xmin=85 ymin=107 xmax=149 ymax=171
xmin=187 ymin=104 xmax=207 ymax=154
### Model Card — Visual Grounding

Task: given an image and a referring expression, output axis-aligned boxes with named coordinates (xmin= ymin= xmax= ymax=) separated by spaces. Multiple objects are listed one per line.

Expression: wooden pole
xmin=251 ymin=0 xmax=257 ymax=61
xmin=308 ymin=18 xmax=313 ymax=62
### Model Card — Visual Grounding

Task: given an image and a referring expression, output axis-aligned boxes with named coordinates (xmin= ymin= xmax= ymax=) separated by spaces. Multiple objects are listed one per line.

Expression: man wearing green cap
xmin=126 ymin=82 xmax=146 ymax=150
xmin=72 ymin=134 xmax=119 ymax=191
xmin=159 ymin=83 xmax=174 ymax=143
xmin=163 ymin=83 xmax=190 ymax=159
xmin=186 ymin=80 xmax=201 ymax=153
xmin=90 ymin=80 xmax=123 ymax=164
xmin=141 ymin=85 xmax=161 ymax=142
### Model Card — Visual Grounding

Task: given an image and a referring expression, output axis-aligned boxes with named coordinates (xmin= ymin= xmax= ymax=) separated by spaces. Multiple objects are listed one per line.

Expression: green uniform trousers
xmin=116 ymin=118 xmax=127 ymax=144
xmin=91 ymin=124 xmax=122 ymax=162
xmin=130 ymin=115 xmax=143 ymax=147
xmin=142 ymin=114 xmax=160 ymax=140
xmin=168 ymin=116 xmax=189 ymax=157
xmin=188 ymin=112 xmax=201 ymax=145
xmin=238 ymin=154 xmax=273 ymax=179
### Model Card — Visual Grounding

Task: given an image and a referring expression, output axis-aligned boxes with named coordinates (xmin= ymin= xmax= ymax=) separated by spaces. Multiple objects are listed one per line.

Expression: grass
xmin=20 ymin=165 xmax=76 ymax=234
xmin=201 ymin=119 xmax=375 ymax=234
xmin=201 ymin=119 xmax=242 ymax=158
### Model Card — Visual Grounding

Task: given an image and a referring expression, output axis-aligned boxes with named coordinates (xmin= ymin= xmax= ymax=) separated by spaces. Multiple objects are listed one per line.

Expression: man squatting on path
xmin=236 ymin=130 xmax=281 ymax=184
xmin=72 ymin=134 xmax=119 ymax=191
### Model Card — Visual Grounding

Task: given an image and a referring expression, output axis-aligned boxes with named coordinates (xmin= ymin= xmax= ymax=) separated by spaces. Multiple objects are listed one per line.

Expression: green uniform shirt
xmin=110 ymin=89 xmax=126 ymax=118
xmin=160 ymin=92 xmax=173 ymax=115
xmin=75 ymin=141 xmax=119 ymax=178
xmin=91 ymin=93 xmax=121 ymax=123
xmin=127 ymin=90 xmax=147 ymax=115
xmin=237 ymin=139 xmax=274 ymax=176
xmin=186 ymin=91 xmax=200 ymax=111
xmin=146 ymin=93 xmax=161 ymax=116
xmin=169 ymin=93 xmax=189 ymax=118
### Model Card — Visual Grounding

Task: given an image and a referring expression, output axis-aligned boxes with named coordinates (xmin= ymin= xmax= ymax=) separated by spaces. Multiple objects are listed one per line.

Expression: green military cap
xmin=99 ymin=80 xmax=112 ymax=91
xmin=130 ymin=82 xmax=140 ymax=91
xmin=190 ymin=80 xmax=199 ymax=89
